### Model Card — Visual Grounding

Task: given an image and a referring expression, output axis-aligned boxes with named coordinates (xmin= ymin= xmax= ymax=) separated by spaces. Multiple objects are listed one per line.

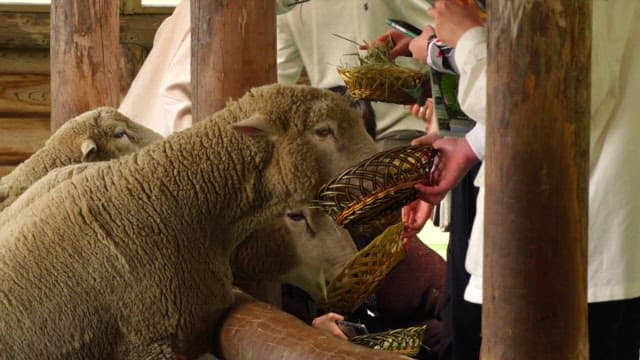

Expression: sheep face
xmin=232 ymin=207 xmax=357 ymax=303
xmin=51 ymin=106 xmax=162 ymax=162
xmin=279 ymin=207 xmax=357 ymax=301
xmin=230 ymin=85 xmax=378 ymax=211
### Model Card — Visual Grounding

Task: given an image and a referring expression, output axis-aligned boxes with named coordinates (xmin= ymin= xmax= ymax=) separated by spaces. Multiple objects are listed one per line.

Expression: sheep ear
xmin=81 ymin=139 xmax=97 ymax=162
xmin=228 ymin=113 xmax=276 ymax=138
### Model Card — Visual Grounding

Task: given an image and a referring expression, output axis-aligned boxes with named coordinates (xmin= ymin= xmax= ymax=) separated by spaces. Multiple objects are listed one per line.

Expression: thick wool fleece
xmin=0 ymin=107 xmax=162 ymax=211
xmin=0 ymin=163 xmax=95 ymax=229
xmin=0 ymin=84 xmax=377 ymax=359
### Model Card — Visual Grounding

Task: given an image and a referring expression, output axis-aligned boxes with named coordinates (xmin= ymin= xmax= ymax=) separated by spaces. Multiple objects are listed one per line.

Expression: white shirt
xmin=277 ymin=0 xmax=432 ymax=137
xmin=459 ymin=1 xmax=640 ymax=304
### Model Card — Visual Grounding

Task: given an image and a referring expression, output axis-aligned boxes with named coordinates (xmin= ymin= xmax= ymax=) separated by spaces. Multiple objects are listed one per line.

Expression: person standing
xmin=414 ymin=1 xmax=640 ymax=359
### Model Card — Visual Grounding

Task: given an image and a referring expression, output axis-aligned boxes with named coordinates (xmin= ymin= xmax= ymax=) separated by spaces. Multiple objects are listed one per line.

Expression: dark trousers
xmin=439 ymin=163 xmax=482 ymax=360
xmin=589 ymin=296 xmax=640 ymax=360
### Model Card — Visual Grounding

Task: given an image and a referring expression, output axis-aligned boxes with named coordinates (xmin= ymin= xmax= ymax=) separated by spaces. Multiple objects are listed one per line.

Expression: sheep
xmin=0 ymin=84 xmax=378 ymax=359
xmin=0 ymin=163 xmax=94 ymax=229
xmin=231 ymin=207 xmax=357 ymax=304
xmin=0 ymin=107 xmax=162 ymax=211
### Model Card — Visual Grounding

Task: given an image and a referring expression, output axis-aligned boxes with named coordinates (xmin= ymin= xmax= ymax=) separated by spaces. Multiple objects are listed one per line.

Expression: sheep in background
xmin=0 ymin=84 xmax=377 ymax=359
xmin=232 ymin=207 xmax=357 ymax=304
xmin=0 ymin=107 xmax=162 ymax=211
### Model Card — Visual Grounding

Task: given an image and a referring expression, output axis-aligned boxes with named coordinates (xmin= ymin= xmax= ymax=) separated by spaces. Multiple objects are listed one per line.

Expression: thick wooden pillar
xmin=191 ymin=0 xmax=276 ymax=122
xmin=50 ymin=0 xmax=120 ymax=131
xmin=483 ymin=1 xmax=590 ymax=359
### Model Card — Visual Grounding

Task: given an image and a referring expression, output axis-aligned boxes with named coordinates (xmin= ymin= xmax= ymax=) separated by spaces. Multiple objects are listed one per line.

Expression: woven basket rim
xmin=317 ymin=222 xmax=406 ymax=313
xmin=314 ymin=145 xmax=437 ymax=227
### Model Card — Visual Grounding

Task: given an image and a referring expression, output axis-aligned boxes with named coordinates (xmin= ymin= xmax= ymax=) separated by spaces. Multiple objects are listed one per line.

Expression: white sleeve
xmin=277 ymin=15 xmax=304 ymax=85
xmin=455 ymin=26 xmax=487 ymax=161
xmin=454 ymin=26 xmax=487 ymax=125
xmin=465 ymin=122 xmax=485 ymax=161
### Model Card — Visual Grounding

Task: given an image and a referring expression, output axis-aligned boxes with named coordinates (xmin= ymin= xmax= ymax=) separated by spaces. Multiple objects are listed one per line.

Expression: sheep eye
xmin=286 ymin=212 xmax=306 ymax=222
xmin=314 ymin=127 xmax=334 ymax=138
xmin=113 ymin=131 xmax=128 ymax=139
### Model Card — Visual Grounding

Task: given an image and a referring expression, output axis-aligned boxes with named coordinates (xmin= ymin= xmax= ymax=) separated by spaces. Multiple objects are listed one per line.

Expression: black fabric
xmin=588 ymin=296 xmax=640 ymax=360
xmin=439 ymin=163 xmax=482 ymax=360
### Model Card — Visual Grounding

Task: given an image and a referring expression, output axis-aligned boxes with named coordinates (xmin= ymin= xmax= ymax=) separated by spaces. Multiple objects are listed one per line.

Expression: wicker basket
xmin=350 ymin=326 xmax=426 ymax=357
xmin=314 ymin=144 xmax=437 ymax=239
xmin=338 ymin=64 xmax=429 ymax=105
xmin=335 ymin=36 xmax=430 ymax=105
xmin=317 ymin=222 xmax=406 ymax=314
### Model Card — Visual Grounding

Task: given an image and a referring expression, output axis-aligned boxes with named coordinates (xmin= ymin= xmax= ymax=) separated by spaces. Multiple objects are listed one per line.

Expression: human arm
xmin=408 ymin=24 xmax=436 ymax=62
xmin=311 ymin=312 xmax=349 ymax=340
xmin=361 ymin=29 xmax=413 ymax=60
xmin=411 ymin=133 xmax=480 ymax=205
xmin=427 ymin=0 xmax=484 ymax=48
xmin=429 ymin=0 xmax=487 ymax=124
xmin=402 ymin=198 xmax=434 ymax=239
xmin=408 ymin=98 xmax=434 ymax=133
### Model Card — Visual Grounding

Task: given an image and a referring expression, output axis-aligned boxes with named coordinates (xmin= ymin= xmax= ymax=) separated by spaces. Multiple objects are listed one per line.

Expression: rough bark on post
xmin=50 ymin=0 xmax=120 ymax=131
xmin=217 ymin=289 xmax=410 ymax=360
xmin=483 ymin=1 xmax=590 ymax=359
xmin=191 ymin=0 xmax=276 ymax=122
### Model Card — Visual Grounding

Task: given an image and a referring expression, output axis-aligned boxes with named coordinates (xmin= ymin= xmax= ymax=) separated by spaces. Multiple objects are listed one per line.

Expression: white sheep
xmin=0 ymin=84 xmax=377 ymax=359
xmin=0 ymin=107 xmax=162 ymax=211
xmin=231 ymin=207 xmax=357 ymax=304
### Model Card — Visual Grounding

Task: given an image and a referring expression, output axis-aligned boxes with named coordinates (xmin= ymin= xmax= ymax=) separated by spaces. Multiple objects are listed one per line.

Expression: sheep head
xmin=50 ymin=107 xmax=163 ymax=162
xmin=228 ymin=84 xmax=378 ymax=212
xmin=231 ymin=207 xmax=357 ymax=303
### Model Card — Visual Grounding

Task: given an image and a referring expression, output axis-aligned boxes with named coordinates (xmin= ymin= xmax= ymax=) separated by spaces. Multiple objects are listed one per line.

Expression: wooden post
xmin=50 ymin=0 xmax=120 ymax=131
xmin=483 ymin=1 xmax=590 ymax=359
xmin=191 ymin=0 xmax=276 ymax=122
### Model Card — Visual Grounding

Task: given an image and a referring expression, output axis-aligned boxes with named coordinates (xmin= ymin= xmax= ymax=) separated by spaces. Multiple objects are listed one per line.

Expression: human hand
xmin=428 ymin=0 xmax=485 ymax=48
xmin=408 ymin=24 xmax=436 ymax=62
xmin=402 ymin=199 xmax=434 ymax=239
xmin=409 ymin=98 xmax=434 ymax=133
xmin=412 ymin=134 xmax=480 ymax=204
xmin=311 ymin=312 xmax=348 ymax=340
xmin=360 ymin=29 xmax=412 ymax=60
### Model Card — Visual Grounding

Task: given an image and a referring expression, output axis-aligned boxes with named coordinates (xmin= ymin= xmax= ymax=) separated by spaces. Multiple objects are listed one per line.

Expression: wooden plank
xmin=0 ymin=117 xmax=49 ymax=165
xmin=50 ymin=0 xmax=120 ymax=130
xmin=0 ymin=48 xmax=50 ymax=74
xmin=0 ymin=46 xmax=147 ymax=107
xmin=0 ymin=74 xmax=50 ymax=116
xmin=0 ymin=12 xmax=168 ymax=49
xmin=483 ymin=1 xmax=590 ymax=359
xmin=191 ymin=0 xmax=276 ymax=121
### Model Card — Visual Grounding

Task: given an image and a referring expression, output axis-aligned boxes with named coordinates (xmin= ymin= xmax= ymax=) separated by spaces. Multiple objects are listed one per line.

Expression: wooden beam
xmin=50 ymin=0 xmax=120 ymax=131
xmin=483 ymin=1 xmax=590 ymax=359
xmin=0 ymin=74 xmax=50 ymax=116
xmin=0 ymin=46 xmax=147 ymax=114
xmin=191 ymin=0 xmax=277 ymax=121
xmin=0 ymin=12 xmax=167 ymax=50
